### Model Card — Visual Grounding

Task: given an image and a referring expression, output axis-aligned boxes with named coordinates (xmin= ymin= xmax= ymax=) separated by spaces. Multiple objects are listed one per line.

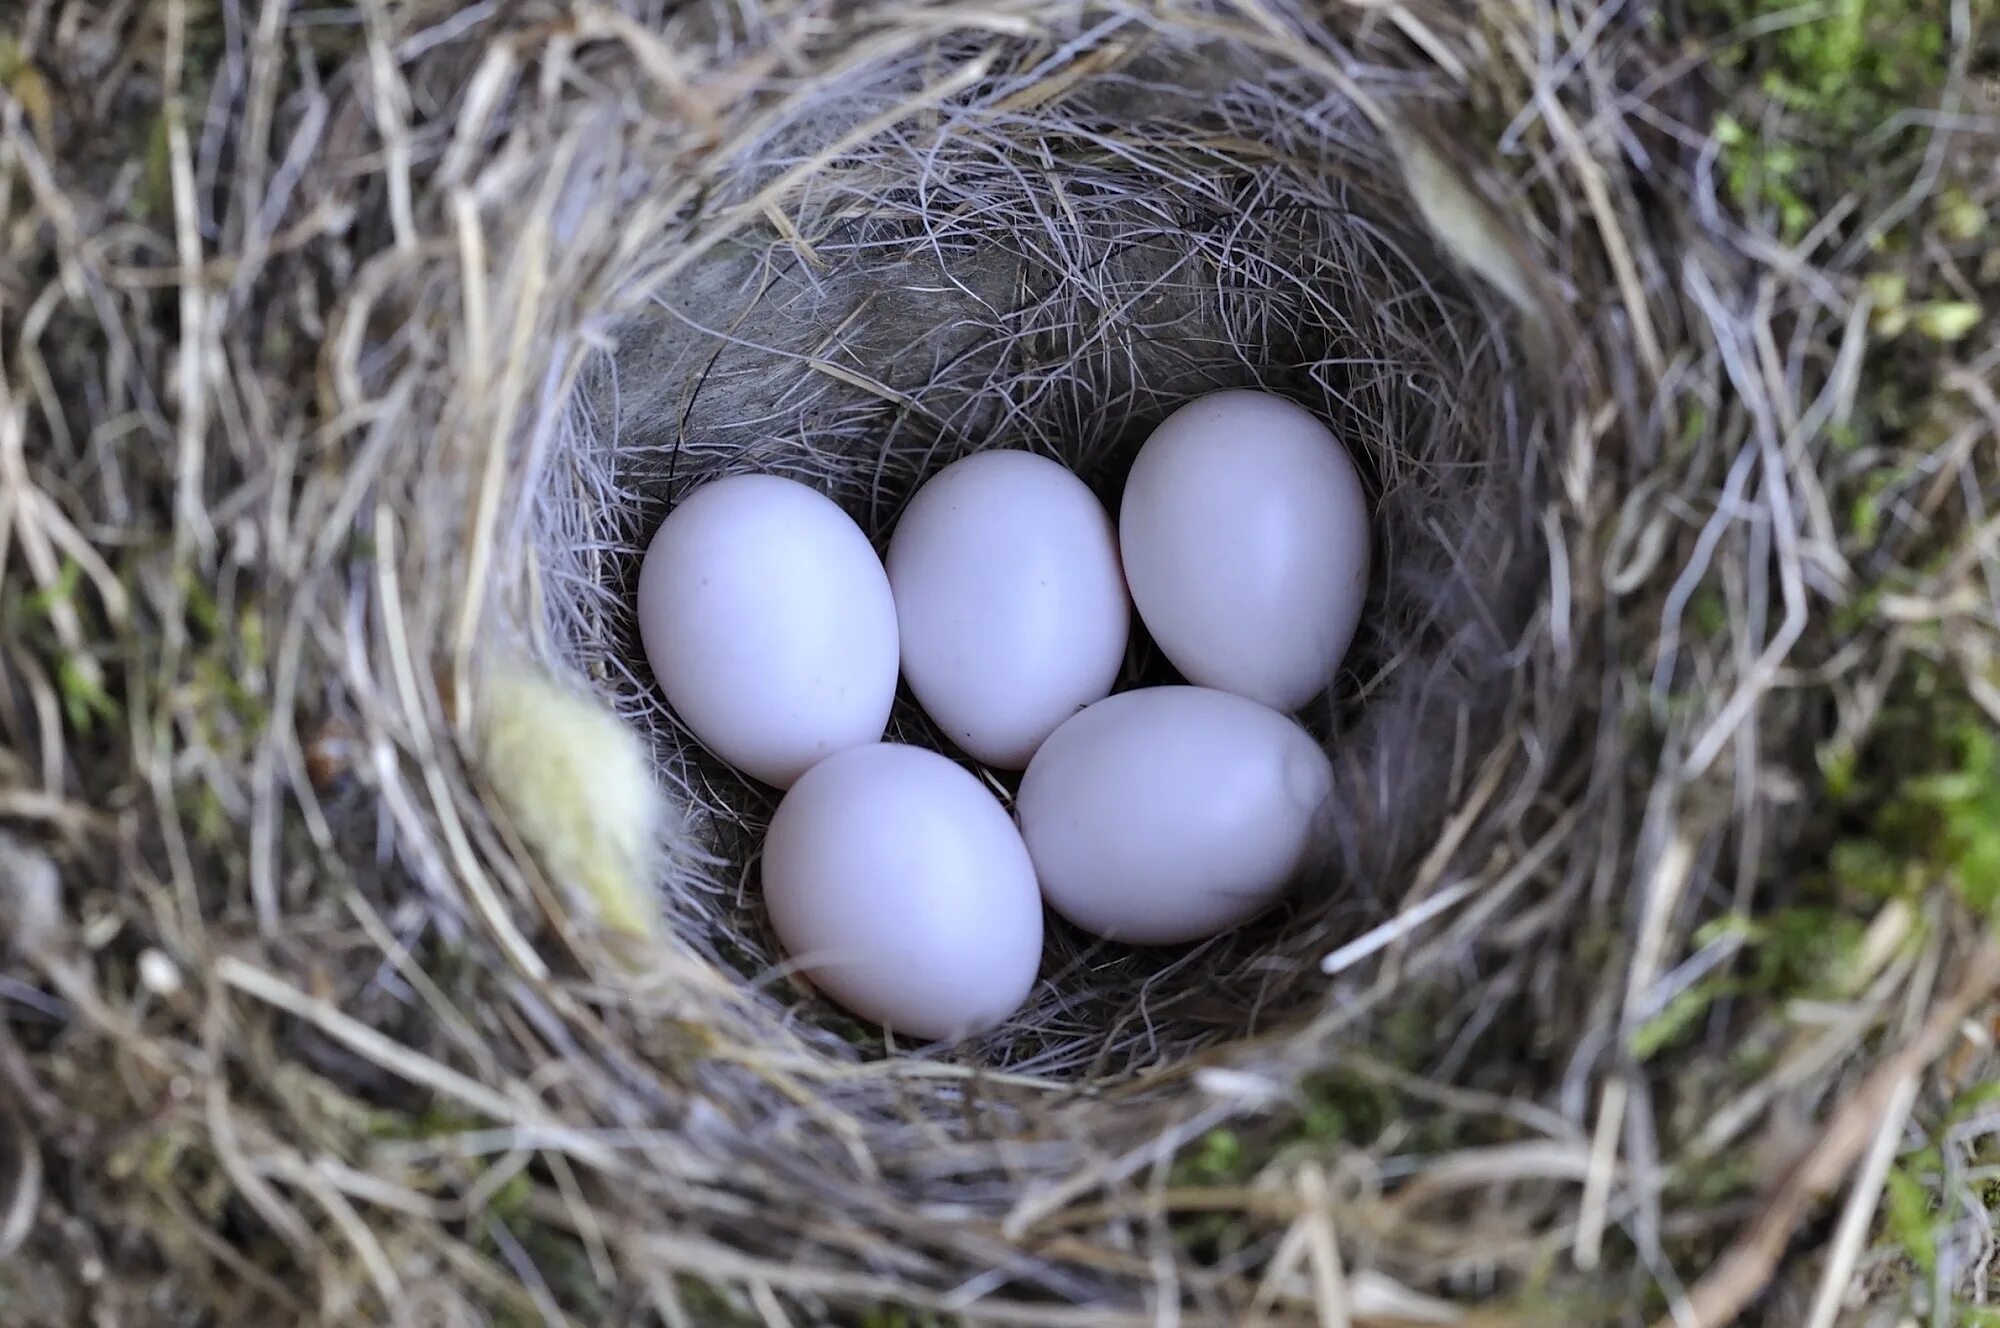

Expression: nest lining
xmin=531 ymin=30 xmax=1549 ymax=1075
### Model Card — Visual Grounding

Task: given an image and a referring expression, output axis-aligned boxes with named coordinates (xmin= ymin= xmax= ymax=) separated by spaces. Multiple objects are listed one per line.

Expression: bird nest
xmin=563 ymin=34 xmax=1544 ymax=1065
xmin=6 ymin=1 xmax=1998 ymax=1326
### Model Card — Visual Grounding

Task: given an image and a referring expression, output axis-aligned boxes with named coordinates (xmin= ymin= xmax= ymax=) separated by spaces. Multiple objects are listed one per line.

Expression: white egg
xmin=1016 ymin=687 xmax=1335 ymax=945
xmin=1119 ymin=390 xmax=1371 ymax=712
xmin=637 ymin=475 xmax=898 ymax=788
xmin=762 ymin=743 xmax=1044 ymax=1039
xmin=887 ymin=451 xmax=1129 ymax=769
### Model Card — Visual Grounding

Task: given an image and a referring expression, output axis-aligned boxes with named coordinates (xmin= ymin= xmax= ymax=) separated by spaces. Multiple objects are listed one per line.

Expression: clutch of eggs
xmin=633 ymin=391 xmax=1370 ymax=1038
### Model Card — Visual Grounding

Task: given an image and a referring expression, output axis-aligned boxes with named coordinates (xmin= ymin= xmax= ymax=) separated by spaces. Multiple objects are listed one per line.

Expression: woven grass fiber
xmin=3 ymin=1 xmax=1999 ymax=1326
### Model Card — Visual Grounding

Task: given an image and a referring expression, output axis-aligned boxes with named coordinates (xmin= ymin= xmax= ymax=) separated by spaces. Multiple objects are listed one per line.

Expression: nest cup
xmin=559 ymin=36 xmax=1549 ymax=1050
xmin=371 ymin=0 xmax=1575 ymax=1307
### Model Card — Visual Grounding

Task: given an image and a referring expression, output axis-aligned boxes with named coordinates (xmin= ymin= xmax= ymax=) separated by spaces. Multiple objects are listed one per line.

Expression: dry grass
xmin=1 ymin=2 xmax=1997 ymax=1326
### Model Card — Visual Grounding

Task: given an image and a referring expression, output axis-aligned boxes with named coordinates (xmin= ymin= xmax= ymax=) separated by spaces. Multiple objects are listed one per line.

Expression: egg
xmin=1016 ymin=686 xmax=1335 ymax=945
xmin=637 ymin=474 xmax=899 ymax=787
xmin=762 ymin=743 xmax=1044 ymax=1039
xmin=1119 ymin=390 xmax=1371 ymax=712
xmin=887 ymin=451 xmax=1129 ymax=768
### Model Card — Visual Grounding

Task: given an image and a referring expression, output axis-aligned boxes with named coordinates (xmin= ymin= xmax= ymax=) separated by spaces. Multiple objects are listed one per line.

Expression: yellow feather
xmin=475 ymin=660 xmax=665 ymax=941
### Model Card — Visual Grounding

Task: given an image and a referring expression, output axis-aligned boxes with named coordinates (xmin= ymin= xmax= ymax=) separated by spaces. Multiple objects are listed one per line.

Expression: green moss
xmin=1883 ymin=1164 xmax=1939 ymax=1277
xmin=1912 ymin=300 xmax=1982 ymax=343
xmin=1831 ymin=585 xmax=1887 ymax=637
xmin=1297 ymin=1070 xmax=1392 ymax=1145
xmin=1701 ymin=0 xmax=1949 ymax=126
xmin=1846 ymin=487 xmax=1883 ymax=547
xmin=238 ymin=607 xmax=266 ymax=667
xmin=1165 ymin=1131 xmax=1260 ymax=1257
xmin=1694 ymin=0 xmax=1953 ymax=241
xmin=368 ymin=1100 xmax=483 ymax=1141
xmin=1686 ymin=588 xmax=1730 ymax=639
xmin=1180 ymin=1127 xmax=1244 ymax=1184
xmin=1631 ymin=976 xmax=1744 ymax=1061
xmin=1907 ymin=1140 xmax=1947 ymax=1174
xmin=135 ymin=114 xmax=175 ymax=222
xmin=1946 ymin=1077 xmax=2000 ymax=1123
xmin=1678 ymin=1149 xmax=1758 ymax=1208
xmin=1667 ymin=403 xmax=1710 ymax=464
xmin=57 ymin=656 xmax=119 ymax=733
xmin=1769 ymin=905 xmax=1872 ymax=989
xmin=11 ymin=558 xmax=126 ymax=739
xmin=1825 ymin=665 xmax=2000 ymax=921
xmin=484 ymin=1170 xmax=536 ymax=1225
xmin=1714 ymin=115 xmax=1814 ymax=241
xmin=1936 ymin=187 xmax=1989 ymax=242
xmin=1828 ymin=837 xmax=1907 ymax=898
xmin=0 ymin=36 xmax=52 ymax=144
xmin=1161 ymin=1066 xmax=1409 ymax=1263
xmin=1670 ymin=906 xmax=1866 ymax=1037
xmin=179 ymin=569 xmax=223 ymax=640
xmin=21 ymin=558 xmax=82 ymax=620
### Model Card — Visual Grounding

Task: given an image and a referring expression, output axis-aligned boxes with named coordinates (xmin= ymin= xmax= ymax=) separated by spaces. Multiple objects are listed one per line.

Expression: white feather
xmin=476 ymin=659 xmax=666 ymax=941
